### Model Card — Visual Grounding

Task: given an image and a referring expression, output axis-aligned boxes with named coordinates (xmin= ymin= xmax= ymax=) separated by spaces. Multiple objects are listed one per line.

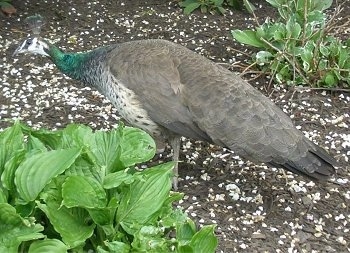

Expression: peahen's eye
xmin=26 ymin=40 xmax=32 ymax=46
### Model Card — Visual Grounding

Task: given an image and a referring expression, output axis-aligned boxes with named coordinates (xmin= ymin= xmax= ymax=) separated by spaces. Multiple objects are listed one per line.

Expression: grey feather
xmin=106 ymin=39 xmax=336 ymax=180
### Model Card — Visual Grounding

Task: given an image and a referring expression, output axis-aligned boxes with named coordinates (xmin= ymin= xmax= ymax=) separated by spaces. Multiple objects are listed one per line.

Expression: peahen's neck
xmin=47 ymin=43 xmax=114 ymax=87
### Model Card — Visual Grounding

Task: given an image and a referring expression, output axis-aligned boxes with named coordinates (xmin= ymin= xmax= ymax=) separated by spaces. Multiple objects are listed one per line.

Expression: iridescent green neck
xmin=48 ymin=45 xmax=92 ymax=81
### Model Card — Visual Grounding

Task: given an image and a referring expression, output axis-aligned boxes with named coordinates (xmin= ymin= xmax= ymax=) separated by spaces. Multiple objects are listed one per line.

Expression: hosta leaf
xmin=15 ymin=148 xmax=81 ymax=202
xmin=1 ymin=149 xmax=26 ymax=192
xmin=62 ymin=175 xmax=107 ymax=208
xmin=60 ymin=124 xmax=93 ymax=149
xmin=37 ymin=200 xmax=95 ymax=248
xmin=120 ymin=127 xmax=156 ymax=168
xmin=117 ymin=162 xmax=173 ymax=234
xmin=65 ymin=155 xmax=100 ymax=181
xmin=131 ymin=226 xmax=168 ymax=252
xmin=97 ymin=241 xmax=130 ymax=253
xmin=0 ymin=203 xmax=44 ymax=252
xmin=25 ymin=127 xmax=62 ymax=150
xmin=103 ymin=169 xmax=135 ymax=189
xmin=0 ymin=188 xmax=7 ymax=203
xmin=26 ymin=135 xmax=48 ymax=152
xmin=0 ymin=122 xmax=24 ymax=175
xmin=177 ymin=219 xmax=197 ymax=245
xmin=90 ymin=128 xmax=122 ymax=173
xmin=232 ymin=30 xmax=265 ymax=48
xmin=189 ymin=225 xmax=217 ymax=253
xmin=28 ymin=239 xmax=68 ymax=253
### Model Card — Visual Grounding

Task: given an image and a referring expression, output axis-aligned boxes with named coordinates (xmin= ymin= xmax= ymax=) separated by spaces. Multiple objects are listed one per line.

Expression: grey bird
xmin=13 ymin=36 xmax=337 ymax=189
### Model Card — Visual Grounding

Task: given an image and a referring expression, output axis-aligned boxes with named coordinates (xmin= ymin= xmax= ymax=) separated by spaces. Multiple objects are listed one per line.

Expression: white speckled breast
xmin=100 ymin=71 xmax=162 ymax=137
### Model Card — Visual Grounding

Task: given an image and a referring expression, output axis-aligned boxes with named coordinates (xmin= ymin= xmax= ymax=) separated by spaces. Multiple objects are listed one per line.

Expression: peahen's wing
xmin=107 ymin=39 xmax=336 ymax=180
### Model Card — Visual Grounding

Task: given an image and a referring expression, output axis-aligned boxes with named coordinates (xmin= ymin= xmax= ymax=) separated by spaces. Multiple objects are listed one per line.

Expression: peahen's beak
xmin=12 ymin=40 xmax=28 ymax=57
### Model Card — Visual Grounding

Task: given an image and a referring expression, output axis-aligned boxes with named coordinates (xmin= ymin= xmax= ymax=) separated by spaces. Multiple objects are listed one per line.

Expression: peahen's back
xmin=106 ymin=39 xmax=336 ymax=180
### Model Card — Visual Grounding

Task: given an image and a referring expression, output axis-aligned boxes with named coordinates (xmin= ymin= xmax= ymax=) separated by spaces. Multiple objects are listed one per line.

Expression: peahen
xmin=13 ymin=36 xmax=337 ymax=189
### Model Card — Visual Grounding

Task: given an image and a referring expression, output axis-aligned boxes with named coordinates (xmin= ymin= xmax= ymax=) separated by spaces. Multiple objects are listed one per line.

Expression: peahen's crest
xmin=24 ymin=14 xmax=45 ymax=36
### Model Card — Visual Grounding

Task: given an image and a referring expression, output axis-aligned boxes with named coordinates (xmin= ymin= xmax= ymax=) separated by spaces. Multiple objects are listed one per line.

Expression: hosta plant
xmin=0 ymin=122 xmax=217 ymax=253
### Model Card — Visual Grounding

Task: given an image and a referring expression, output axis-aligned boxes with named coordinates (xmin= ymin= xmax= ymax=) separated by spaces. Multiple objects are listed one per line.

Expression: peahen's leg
xmin=170 ymin=136 xmax=181 ymax=190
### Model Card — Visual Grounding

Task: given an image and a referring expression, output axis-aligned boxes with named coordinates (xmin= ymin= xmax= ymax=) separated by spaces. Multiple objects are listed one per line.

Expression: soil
xmin=1 ymin=0 xmax=350 ymax=252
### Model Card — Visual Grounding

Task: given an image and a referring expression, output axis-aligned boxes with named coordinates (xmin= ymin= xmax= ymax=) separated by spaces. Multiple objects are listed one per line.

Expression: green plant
xmin=0 ymin=122 xmax=217 ymax=252
xmin=179 ymin=0 xmax=226 ymax=14
xmin=179 ymin=0 xmax=254 ymax=15
xmin=232 ymin=0 xmax=350 ymax=87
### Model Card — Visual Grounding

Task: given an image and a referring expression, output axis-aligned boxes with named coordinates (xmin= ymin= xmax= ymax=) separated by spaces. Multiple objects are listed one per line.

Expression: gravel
xmin=1 ymin=0 xmax=349 ymax=252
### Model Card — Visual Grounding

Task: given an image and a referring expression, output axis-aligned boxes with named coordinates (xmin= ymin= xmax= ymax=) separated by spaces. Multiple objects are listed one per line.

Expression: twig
xmin=294 ymin=86 xmax=350 ymax=93
xmin=226 ymin=46 xmax=252 ymax=58
xmin=10 ymin=28 xmax=27 ymax=34
xmin=260 ymin=37 xmax=310 ymax=85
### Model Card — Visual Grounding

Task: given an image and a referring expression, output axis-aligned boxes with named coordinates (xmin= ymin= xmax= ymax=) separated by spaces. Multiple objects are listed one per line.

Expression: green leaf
xmin=87 ymin=197 xmax=117 ymax=227
xmin=1 ymin=149 xmax=26 ymax=192
xmin=255 ymin=51 xmax=273 ymax=65
xmin=26 ymin=135 xmax=48 ymax=152
xmin=103 ymin=169 xmax=135 ymax=189
xmin=265 ymin=0 xmax=283 ymax=8
xmin=243 ymin=0 xmax=256 ymax=14
xmin=217 ymin=6 xmax=226 ymax=14
xmin=178 ymin=245 xmax=194 ymax=253
xmin=117 ymin=162 xmax=174 ymax=234
xmin=190 ymin=225 xmax=217 ymax=253
xmin=36 ymin=200 xmax=95 ymax=248
xmin=24 ymin=127 xmax=62 ymax=150
xmin=90 ymin=127 xmax=122 ymax=173
xmin=60 ymin=124 xmax=93 ymax=149
xmin=120 ymin=127 xmax=156 ymax=168
xmin=0 ymin=122 xmax=24 ymax=175
xmin=338 ymin=47 xmax=350 ymax=68
xmin=286 ymin=16 xmax=301 ymax=39
xmin=15 ymin=148 xmax=81 ymax=202
xmin=183 ymin=3 xmax=201 ymax=15
xmin=324 ymin=72 xmax=336 ymax=86
xmin=98 ymin=241 xmax=130 ymax=253
xmin=0 ymin=188 xmax=7 ymax=203
xmin=319 ymin=44 xmax=330 ymax=56
xmin=0 ymin=203 xmax=44 ymax=252
xmin=132 ymin=226 xmax=168 ymax=252
xmin=179 ymin=0 xmax=197 ymax=7
xmin=28 ymin=239 xmax=68 ymax=253
xmin=232 ymin=30 xmax=265 ymax=48
xmin=65 ymin=155 xmax=100 ymax=181
xmin=313 ymin=0 xmax=332 ymax=11
xmin=62 ymin=175 xmax=107 ymax=208
xmin=160 ymin=208 xmax=185 ymax=229
xmin=177 ymin=219 xmax=197 ymax=245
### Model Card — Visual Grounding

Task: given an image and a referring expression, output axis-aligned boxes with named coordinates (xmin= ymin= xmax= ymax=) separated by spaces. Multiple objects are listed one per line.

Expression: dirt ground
xmin=1 ymin=0 xmax=350 ymax=252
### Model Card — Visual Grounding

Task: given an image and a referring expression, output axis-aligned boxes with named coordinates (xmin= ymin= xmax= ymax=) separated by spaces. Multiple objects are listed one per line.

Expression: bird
xmin=13 ymin=35 xmax=337 ymax=189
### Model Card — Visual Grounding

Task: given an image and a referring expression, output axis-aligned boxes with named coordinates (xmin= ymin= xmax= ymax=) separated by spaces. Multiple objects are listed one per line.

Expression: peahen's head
xmin=13 ymin=36 xmax=50 ymax=57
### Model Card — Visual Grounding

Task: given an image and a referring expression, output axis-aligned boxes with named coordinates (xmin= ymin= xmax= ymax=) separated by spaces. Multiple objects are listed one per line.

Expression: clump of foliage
xmin=232 ymin=0 xmax=350 ymax=88
xmin=179 ymin=0 xmax=254 ymax=15
xmin=0 ymin=122 xmax=217 ymax=252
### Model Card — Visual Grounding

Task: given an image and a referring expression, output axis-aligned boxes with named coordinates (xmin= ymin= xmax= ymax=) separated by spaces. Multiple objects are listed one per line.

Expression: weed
xmin=232 ymin=0 xmax=350 ymax=87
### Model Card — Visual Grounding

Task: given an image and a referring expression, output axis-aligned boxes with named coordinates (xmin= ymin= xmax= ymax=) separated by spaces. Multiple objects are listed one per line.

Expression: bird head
xmin=13 ymin=36 xmax=50 ymax=57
